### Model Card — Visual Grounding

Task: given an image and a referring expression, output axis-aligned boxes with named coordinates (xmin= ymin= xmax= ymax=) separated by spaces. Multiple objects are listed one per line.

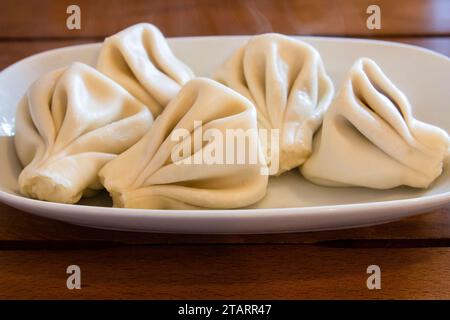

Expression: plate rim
xmin=2 ymin=35 xmax=450 ymax=77
xmin=1 ymin=183 xmax=449 ymax=217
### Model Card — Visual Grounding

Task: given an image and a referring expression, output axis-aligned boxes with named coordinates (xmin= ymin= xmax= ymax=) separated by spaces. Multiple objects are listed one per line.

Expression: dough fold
xmin=301 ymin=58 xmax=449 ymax=189
xmin=15 ymin=62 xmax=153 ymax=203
xmin=97 ymin=23 xmax=195 ymax=116
xmin=100 ymin=78 xmax=268 ymax=209
xmin=214 ymin=33 xmax=334 ymax=175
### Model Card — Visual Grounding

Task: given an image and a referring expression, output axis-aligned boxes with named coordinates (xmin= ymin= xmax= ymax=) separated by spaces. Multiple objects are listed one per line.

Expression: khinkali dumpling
xmin=99 ymin=78 xmax=268 ymax=209
xmin=15 ymin=62 xmax=153 ymax=203
xmin=301 ymin=58 xmax=449 ymax=189
xmin=214 ymin=33 xmax=334 ymax=175
xmin=97 ymin=23 xmax=195 ymax=116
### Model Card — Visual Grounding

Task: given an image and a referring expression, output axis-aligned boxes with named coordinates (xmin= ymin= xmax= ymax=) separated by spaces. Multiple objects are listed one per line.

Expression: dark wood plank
xmin=0 ymin=39 xmax=95 ymax=70
xmin=0 ymin=0 xmax=449 ymax=39
xmin=1 ymin=37 xmax=448 ymax=71
xmin=0 ymin=245 xmax=449 ymax=299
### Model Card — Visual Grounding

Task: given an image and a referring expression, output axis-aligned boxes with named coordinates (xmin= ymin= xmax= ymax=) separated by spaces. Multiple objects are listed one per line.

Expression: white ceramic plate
xmin=0 ymin=36 xmax=449 ymax=234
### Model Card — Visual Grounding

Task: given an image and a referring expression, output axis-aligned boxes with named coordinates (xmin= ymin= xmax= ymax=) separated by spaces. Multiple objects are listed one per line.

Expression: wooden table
xmin=0 ymin=0 xmax=449 ymax=299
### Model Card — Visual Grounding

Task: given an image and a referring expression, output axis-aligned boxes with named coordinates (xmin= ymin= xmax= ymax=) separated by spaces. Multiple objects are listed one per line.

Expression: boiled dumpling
xmin=99 ymin=78 xmax=268 ymax=209
xmin=301 ymin=58 xmax=450 ymax=189
xmin=214 ymin=33 xmax=334 ymax=175
xmin=96 ymin=23 xmax=195 ymax=116
xmin=15 ymin=62 xmax=153 ymax=203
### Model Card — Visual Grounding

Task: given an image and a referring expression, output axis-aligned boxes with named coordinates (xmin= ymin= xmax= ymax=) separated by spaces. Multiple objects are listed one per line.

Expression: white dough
xmin=301 ymin=58 xmax=450 ymax=189
xmin=15 ymin=62 xmax=153 ymax=203
xmin=97 ymin=23 xmax=195 ymax=116
xmin=99 ymin=78 xmax=268 ymax=209
xmin=214 ymin=33 xmax=334 ymax=175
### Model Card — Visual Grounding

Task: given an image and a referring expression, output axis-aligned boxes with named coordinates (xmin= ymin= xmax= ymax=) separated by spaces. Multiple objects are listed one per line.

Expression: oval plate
xmin=0 ymin=36 xmax=449 ymax=234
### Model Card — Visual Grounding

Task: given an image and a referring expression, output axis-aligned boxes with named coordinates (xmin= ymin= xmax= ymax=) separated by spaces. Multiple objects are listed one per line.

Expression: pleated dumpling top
xmin=99 ymin=78 xmax=268 ymax=209
xmin=15 ymin=62 xmax=153 ymax=204
xmin=301 ymin=58 xmax=449 ymax=189
xmin=97 ymin=23 xmax=195 ymax=116
xmin=214 ymin=33 xmax=334 ymax=175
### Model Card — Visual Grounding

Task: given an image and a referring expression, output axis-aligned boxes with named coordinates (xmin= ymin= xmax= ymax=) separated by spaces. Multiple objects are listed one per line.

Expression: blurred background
xmin=0 ymin=0 xmax=449 ymax=70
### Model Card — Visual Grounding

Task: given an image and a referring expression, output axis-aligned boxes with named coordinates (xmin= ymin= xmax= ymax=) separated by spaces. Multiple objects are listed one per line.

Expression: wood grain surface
xmin=1 ymin=0 xmax=449 ymax=38
xmin=1 ymin=246 xmax=449 ymax=299
xmin=0 ymin=0 xmax=449 ymax=299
